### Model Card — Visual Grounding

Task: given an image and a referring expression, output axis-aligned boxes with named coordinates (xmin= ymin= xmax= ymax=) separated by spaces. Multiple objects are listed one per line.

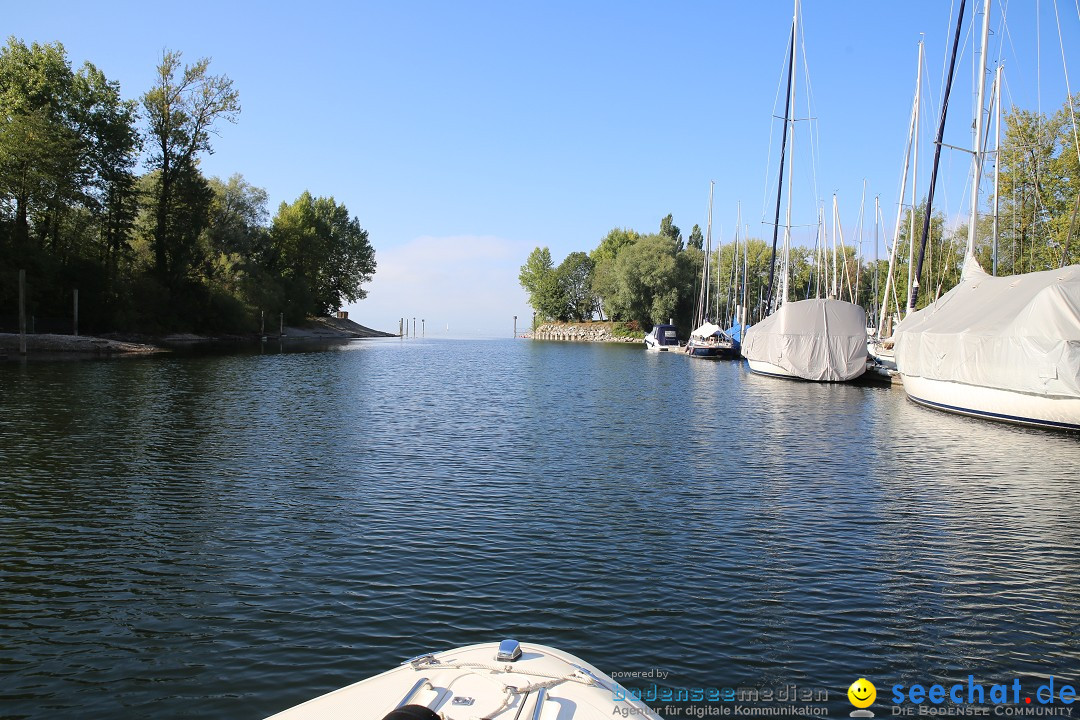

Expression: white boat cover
xmin=894 ymin=258 xmax=1080 ymax=398
xmin=742 ymin=299 xmax=869 ymax=381
xmin=690 ymin=322 xmax=724 ymax=339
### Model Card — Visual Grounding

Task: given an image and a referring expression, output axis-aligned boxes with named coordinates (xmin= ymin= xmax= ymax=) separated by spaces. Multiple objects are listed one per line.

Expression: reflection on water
xmin=1 ymin=338 xmax=1079 ymax=718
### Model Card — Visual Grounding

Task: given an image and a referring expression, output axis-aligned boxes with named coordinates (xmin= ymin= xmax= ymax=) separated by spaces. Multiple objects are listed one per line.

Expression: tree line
xmin=520 ymin=94 xmax=1079 ymax=335
xmin=0 ymin=38 xmax=375 ymax=334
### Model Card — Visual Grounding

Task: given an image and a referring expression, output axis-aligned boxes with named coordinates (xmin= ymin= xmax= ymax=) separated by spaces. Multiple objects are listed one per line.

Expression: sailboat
xmin=741 ymin=0 xmax=869 ymax=382
xmin=893 ymin=0 xmax=1080 ymax=430
xmin=687 ymin=181 xmax=738 ymax=358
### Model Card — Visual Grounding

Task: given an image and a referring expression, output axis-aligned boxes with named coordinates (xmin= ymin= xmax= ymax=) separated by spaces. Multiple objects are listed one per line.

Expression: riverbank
xmin=527 ymin=321 xmax=643 ymax=343
xmin=0 ymin=316 xmax=397 ymax=360
xmin=0 ymin=333 xmax=164 ymax=357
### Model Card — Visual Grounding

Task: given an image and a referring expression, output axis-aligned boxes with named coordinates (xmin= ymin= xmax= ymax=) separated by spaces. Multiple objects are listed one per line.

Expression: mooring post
xmin=422 ymin=319 xmax=425 ymax=337
xmin=513 ymin=315 xmax=517 ymax=338
xmin=413 ymin=317 xmax=416 ymax=337
xmin=279 ymin=312 xmax=284 ymax=337
xmin=261 ymin=310 xmax=265 ymax=335
xmin=18 ymin=269 xmax=26 ymax=355
xmin=73 ymin=288 xmax=79 ymax=337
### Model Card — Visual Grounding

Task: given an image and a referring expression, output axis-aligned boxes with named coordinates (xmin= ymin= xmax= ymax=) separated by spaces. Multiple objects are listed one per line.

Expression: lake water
xmin=2 ymin=338 xmax=1079 ymax=719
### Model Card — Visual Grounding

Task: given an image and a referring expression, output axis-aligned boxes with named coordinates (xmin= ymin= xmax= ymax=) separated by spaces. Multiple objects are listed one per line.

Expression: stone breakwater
xmin=527 ymin=323 xmax=641 ymax=343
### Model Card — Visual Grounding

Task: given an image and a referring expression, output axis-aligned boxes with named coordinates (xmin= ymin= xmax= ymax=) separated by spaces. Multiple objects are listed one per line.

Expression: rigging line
xmin=761 ymin=28 xmax=796 ymax=223
xmin=999 ymin=3 xmax=1024 ymax=84
xmin=1053 ymin=0 xmax=1080 ymax=171
xmin=912 ymin=0 xmax=967 ymax=312
xmin=764 ymin=18 xmax=797 ymax=316
xmin=1038 ymin=0 xmax=1043 ymax=130
xmin=797 ymin=6 xmax=822 ymax=223
xmin=940 ymin=0 xmax=957 ymax=121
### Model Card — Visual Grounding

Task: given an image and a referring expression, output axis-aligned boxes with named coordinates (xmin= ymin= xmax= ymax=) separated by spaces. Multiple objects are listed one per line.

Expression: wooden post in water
xmin=73 ymin=288 xmax=79 ymax=337
xmin=261 ymin=310 xmax=265 ymax=336
xmin=18 ymin=269 xmax=26 ymax=355
xmin=413 ymin=317 xmax=416 ymax=337
xmin=279 ymin=313 xmax=284 ymax=337
xmin=513 ymin=315 xmax=517 ymax=338
xmin=422 ymin=319 xmax=425 ymax=337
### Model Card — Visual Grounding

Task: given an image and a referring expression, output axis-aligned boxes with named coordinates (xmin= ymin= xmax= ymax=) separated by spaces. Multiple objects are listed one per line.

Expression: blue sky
xmin=7 ymin=1 xmax=1077 ymax=336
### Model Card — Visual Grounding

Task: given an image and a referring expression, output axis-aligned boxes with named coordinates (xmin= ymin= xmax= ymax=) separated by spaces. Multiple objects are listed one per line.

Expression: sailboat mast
xmin=856 ymin=179 xmax=866 ymax=303
xmin=910 ymin=0 xmax=968 ymax=312
xmin=992 ymin=64 xmax=1003 ymax=275
xmin=742 ymin=222 xmax=749 ymax=329
xmin=964 ymin=0 xmax=993 ymax=262
xmin=873 ymin=195 xmax=880 ymax=325
xmin=831 ymin=194 xmax=839 ymax=298
xmin=905 ymin=39 xmax=924 ymax=317
xmin=764 ymin=18 xmax=797 ymax=316
xmin=781 ymin=0 xmax=799 ymax=307
xmin=878 ymin=46 xmax=920 ymax=335
xmin=705 ymin=180 xmax=714 ymax=324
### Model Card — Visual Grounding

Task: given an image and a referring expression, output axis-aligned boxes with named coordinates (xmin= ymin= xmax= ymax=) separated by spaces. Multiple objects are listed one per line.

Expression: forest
xmin=0 ymin=38 xmax=375 ymax=335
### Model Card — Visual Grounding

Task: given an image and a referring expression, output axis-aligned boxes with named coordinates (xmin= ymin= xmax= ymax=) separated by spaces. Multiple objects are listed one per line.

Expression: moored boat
xmin=265 ymin=640 xmax=662 ymax=720
xmin=686 ymin=322 xmax=738 ymax=358
xmin=892 ymin=0 xmax=1080 ymax=431
xmin=644 ymin=323 xmax=680 ymax=351
xmin=895 ymin=260 xmax=1080 ymax=430
xmin=742 ymin=298 xmax=869 ymax=381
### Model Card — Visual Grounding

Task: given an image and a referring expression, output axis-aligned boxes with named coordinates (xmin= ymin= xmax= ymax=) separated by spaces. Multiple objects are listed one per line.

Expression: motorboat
xmin=264 ymin=640 xmax=662 ymax=720
xmin=644 ymin=323 xmax=679 ymax=352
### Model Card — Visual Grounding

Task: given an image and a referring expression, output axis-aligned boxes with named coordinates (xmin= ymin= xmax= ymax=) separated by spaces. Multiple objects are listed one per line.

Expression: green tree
xmin=991 ymin=95 xmax=1080 ymax=274
xmin=143 ymin=50 xmax=239 ymax=290
xmin=610 ymin=233 xmax=690 ymax=328
xmin=268 ymin=192 xmax=376 ymax=320
xmin=519 ymin=246 xmax=565 ymax=320
xmin=206 ymin=173 xmax=268 ymax=258
xmin=659 ymin=213 xmax=683 ymax=250
xmin=556 ymin=251 xmax=595 ymax=321
xmin=688 ymin=224 xmax=704 ymax=250
xmin=589 ymin=227 xmax=640 ymax=320
xmin=0 ymin=38 xmax=139 ymax=329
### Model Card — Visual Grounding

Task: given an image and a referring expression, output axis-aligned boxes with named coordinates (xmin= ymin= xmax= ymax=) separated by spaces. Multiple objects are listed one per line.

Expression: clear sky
xmin=7 ymin=1 xmax=1077 ymax=336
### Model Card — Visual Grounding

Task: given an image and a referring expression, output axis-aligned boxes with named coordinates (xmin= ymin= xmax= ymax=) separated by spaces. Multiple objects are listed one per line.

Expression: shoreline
xmin=527 ymin=321 xmax=644 ymax=343
xmin=0 ymin=317 xmax=398 ymax=361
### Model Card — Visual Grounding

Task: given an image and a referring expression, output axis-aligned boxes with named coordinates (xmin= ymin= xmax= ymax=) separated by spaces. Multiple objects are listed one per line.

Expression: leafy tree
xmin=519 ymin=246 xmax=565 ymax=320
xmin=659 ymin=213 xmax=683 ymax=250
xmin=610 ymin=233 xmax=689 ymax=327
xmin=206 ymin=173 xmax=268 ymax=258
xmin=556 ymin=251 xmax=595 ymax=321
xmin=143 ymin=50 xmax=239 ymax=290
xmin=589 ymin=227 xmax=640 ymax=319
xmin=688 ymin=224 xmax=704 ymax=250
xmin=590 ymin=227 xmax=640 ymax=264
xmin=990 ymin=95 xmax=1080 ymax=274
xmin=268 ymin=191 xmax=375 ymax=320
xmin=0 ymin=38 xmax=139 ymax=329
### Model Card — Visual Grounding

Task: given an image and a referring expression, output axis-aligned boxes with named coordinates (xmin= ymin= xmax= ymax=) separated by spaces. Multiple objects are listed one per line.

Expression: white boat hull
xmin=265 ymin=642 xmax=662 ymax=720
xmin=745 ymin=358 xmax=799 ymax=379
xmin=901 ymin=374 xmax=1080 ymax=431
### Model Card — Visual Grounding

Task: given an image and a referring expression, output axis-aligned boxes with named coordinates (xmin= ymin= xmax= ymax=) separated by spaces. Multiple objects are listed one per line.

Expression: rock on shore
xmin=527 ymin=322 xmax=641 ymax=343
